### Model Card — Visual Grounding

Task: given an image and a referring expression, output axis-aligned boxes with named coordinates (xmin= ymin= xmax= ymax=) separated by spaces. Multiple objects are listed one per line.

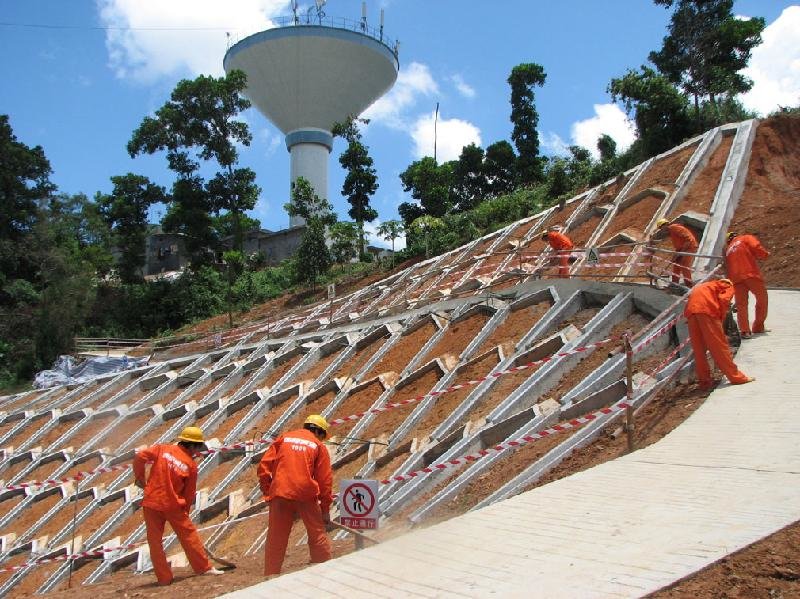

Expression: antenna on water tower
xmin=434 ymin=102 xmax=439 ymax=164
xmin=380 ymin=8 xmax=384 ymax=41
xmin=361 ymin=2 xmax=367 ymax=32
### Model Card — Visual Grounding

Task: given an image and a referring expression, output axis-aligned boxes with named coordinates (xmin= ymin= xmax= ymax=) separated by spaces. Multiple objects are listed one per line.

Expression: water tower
xmin=224 ymin=1 xmax=399 ymax=227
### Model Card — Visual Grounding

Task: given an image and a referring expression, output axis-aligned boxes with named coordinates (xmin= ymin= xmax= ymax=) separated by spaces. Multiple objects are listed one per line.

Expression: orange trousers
xmin=143 ymin=506 xmax=212 ymax=585
xmin=556 ymin=251 xmax=570 ymax=278
xmin=671 ymin=254 xmax=694 ymax=286
xmin=687 ymin=314 xmax=750 ymax=388
xmin=265 ymin=497 xmax=331 ymax=575
xmin=734 ymin=277 xmax=768 ymax=334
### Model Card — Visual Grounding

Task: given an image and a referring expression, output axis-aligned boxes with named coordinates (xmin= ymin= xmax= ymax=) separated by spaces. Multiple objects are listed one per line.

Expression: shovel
xmin=330 ymin=520 xmax=380 ymax=545
xmin=205 ymin=547 xmax=237 ymax=570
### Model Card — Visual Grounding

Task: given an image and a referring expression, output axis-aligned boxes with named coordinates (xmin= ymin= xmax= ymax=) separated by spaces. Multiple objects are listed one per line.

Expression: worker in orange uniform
xmin=541 ymin=230 xmax=575 ymax=278
xmin=133 ymin=426 xmax=223 ymax=585
xmin=258 ymin=414 xmax=333 ymax=576
xmin=684 ymin=278 xmax=755 ymax=391
xmin=656 ymin=218 xmax=699 ymax=286
xmin=725 ymin=231 xmax=769 ymax=338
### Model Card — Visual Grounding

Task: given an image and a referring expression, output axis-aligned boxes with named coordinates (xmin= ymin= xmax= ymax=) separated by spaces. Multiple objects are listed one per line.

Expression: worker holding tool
xmin=724 ymin=231 xmax=770 ymax=338
xmin=684 ymin=278 xmax=755 ymax=391
xmin=541 ymin=230 xmax=575 ymax=278
xmin=257 ymin=414 xmax=333 ymax=576
xmin=655 ymin=218 xmax=699 ymax=286
xmin=133 ymin=426 xmax=223 ymax=585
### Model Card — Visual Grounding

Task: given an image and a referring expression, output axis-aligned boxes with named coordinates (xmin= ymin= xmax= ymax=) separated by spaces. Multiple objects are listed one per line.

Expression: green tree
xmin=452 ymin=143 xmax=487 ymax=212
xmin=650 ymin=0 xmax=765 ymax=126
xmin=483 ymin=140 xmax=517 ymax=198
xmin=284 ymin=177 xmax=336 ymax=226
xmin=508 ymin=63 xmax=547 ymax=185
xmin=376 ymin=220 xmax=404 ymax=267
xmin=295 ymin=221 xmax=331 ymax=288
xmin=333 ymin=117 xmax=379 ymax=258
xmin=399 ymin=157 xmax=453 ymax=218
xmin=329 ymin=221 xmax=359 ymax=266
xmin=0 ymin=115 xmax=56 ymax=281
xmin=286 ymin=177 xmax=334 ymax=287
xmin=409 ymin=215 xmax=445 ymax=258
xmin=211 ymin=212 xmax=261 ymax=241
xmin=98 ymin=174 xmax=165 ymax=283
xmin=597 ymin=134 xmax=617 ymax=161
xmin=609 ymin=66 xmax=693 ymax=157
xmin=162 ymin=175 xmax=216 ymax=264
xmin=128 ymin=70 xmax=257 ymax=254
xmin=397 ymin=201 xmax=425 ymax=229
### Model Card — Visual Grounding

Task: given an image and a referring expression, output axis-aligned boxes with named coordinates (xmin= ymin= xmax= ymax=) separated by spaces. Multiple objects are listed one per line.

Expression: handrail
xmin=268 ymin=14 xmax=398 ymax=57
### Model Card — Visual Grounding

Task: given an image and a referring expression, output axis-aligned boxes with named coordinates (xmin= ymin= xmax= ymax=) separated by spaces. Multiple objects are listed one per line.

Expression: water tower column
xmin=286 ymin=128 xmax=333 ymax=228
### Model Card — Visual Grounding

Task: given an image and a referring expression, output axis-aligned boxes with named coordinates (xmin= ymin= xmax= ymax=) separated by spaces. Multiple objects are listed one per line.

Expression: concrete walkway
xmin=219 ymin=290 xmax=800 ymax=598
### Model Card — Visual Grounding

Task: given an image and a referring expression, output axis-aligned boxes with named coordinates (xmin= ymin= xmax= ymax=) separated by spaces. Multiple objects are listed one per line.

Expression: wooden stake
xmin=624 ymin=333 xmax=635 ymax=453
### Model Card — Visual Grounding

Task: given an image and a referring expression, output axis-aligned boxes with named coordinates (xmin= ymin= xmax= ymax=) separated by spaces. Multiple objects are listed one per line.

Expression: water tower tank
xmin=224 ymin=13 xmax=399 ymax=227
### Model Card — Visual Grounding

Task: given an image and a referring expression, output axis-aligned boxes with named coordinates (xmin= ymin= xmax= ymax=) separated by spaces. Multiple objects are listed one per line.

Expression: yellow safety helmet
xmin=726 ymin=231 xmax=736 ymax=241
xmin=177 ymin=426 xmax=205 ymax=444
xmin=656 ymin=218 xmax=669 ymax=228
xmin=304 ymin=414 xmax=329 ymax=437
xmin=540 ymin=231 xmax=550 ymax=241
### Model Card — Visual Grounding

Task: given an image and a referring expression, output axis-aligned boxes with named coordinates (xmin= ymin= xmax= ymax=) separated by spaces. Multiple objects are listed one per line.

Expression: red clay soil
xmin=404 ymin=350 xmax=501 ymax=445
xmin=626 ymin=143 xmax=698 ymax=200
xmin=730 ymin=113 xmax=800 ymax=287
xmin=477 ymin=300 xmax=553 ymax=356
xmin=236 ymin=400 xmax=295 ymax=445
xmin=668 ymin=132 xmax=735 ymax=219
xmin=360 ymin=368 xmax=443 ymax=441
xmin=296 ymin=347 xmax=346 ymax=387
xmin=2 ymin=418 xmax=50 ymax=451
xmin=1 ymin=458 xmax=36 ymax=483
xmin=326 ymin=380 xmax=385 ymax=440
xmin=257 ymin=354 xmax=302 ymax=392
xmin=329 ymin=333 xmax=389 ymax=381
xmin=420 ymin=312 xmax=491 ymax=364
xmin=283 ymin=391 xmax=336 ymax=433
xmin=363 ymin=321 xmax=438 ymax=380
xmin=0 ymin=491 xmax=62 ymax=538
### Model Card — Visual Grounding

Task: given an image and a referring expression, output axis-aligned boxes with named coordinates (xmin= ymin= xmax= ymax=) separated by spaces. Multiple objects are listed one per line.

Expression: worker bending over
xmin=133 ymin=426 xmax=223 ymax=585
xmin=541 ymin=230 xmax=574 ymax=278
xmin=258 ymin=414 xmax=333 ymax=576
xmin=684 ymin=279 xmax=755 ymax=391
xmin=725 ymin=231 xmax=769 ymax=337
xmin=655 ymin=218 xmax=698 ymax=286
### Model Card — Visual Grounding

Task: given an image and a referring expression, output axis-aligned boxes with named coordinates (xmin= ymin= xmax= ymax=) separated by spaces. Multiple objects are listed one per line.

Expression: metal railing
xmin=268 ymin=14 xmax=398 ymax=57
xmin=73 ymin=337 xmax=149 ymax=354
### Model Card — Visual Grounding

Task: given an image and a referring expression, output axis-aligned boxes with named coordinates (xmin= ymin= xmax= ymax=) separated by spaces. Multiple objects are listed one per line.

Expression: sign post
xmin=327 ymin=283 xmax=335 ymax=324
xmin=339 ymin=478 xmax=379 ymax=550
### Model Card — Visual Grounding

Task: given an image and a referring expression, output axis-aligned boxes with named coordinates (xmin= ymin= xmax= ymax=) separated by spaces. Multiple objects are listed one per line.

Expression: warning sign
xmin=586 ymin=247 xmax=600 ymax=264
xmin=339 ymin=479 xmax=379 ymax=530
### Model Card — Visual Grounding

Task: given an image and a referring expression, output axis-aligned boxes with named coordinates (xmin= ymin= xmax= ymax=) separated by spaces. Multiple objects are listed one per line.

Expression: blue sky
xmin=2 ymin=1 xmax=798 ymax=248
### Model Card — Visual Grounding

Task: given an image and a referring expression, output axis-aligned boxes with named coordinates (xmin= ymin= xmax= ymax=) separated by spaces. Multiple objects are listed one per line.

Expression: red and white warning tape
xmin=379 ymin=400 xmax=632 ymax=484
xmin=0 ymin=335 xmax=626 ymax=493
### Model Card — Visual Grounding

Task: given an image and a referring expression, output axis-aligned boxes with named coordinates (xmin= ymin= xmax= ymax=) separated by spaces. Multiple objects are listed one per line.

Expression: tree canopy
xmin=508 ymin=63 xmax=547 ymax=185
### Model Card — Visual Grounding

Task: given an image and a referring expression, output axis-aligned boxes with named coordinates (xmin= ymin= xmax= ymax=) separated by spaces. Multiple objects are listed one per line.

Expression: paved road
xmin=219 ymin=290 xmax=800 ymax=598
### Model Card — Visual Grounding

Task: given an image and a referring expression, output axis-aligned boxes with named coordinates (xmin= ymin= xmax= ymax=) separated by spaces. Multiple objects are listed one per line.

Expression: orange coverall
xmin=133 ymin=444 xmax=212 ymax=585
xmin=665 ymin=224 xmax=699 ymax=285
xmin=725 ymin=234 xmax=769 ymax=335
xmin=257 ymin=428 xmax=333 ymax=576
xmin=546 ymin=231 xmax=575 ymax=278
xmin=684 ymin=279 xmax=751 ymax=389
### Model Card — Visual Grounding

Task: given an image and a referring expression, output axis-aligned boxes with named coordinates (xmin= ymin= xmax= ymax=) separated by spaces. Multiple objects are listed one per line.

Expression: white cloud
xmin=97 ymin=0 xmax=287 ymax=82
xmin=740 ymin=6 xmax=800 ymax=115
xmin=541 ymin=131 xmax=569 ymax=156
xmin=260 ymin=128 xmax=283 ymax=156
xmin=363 ymin=62 xmax=439 ymax=128
xmin=450 ymin=74 xmax=476 ymax=99
xmin=410 ymin=111 xmax=481 ymax=162
xmin=570 ymin=103 xmax=636 ymax=159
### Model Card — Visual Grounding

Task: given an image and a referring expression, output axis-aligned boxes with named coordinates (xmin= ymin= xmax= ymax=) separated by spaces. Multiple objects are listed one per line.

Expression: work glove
xmin=134 ymin=479 xmax=145 ymax=489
